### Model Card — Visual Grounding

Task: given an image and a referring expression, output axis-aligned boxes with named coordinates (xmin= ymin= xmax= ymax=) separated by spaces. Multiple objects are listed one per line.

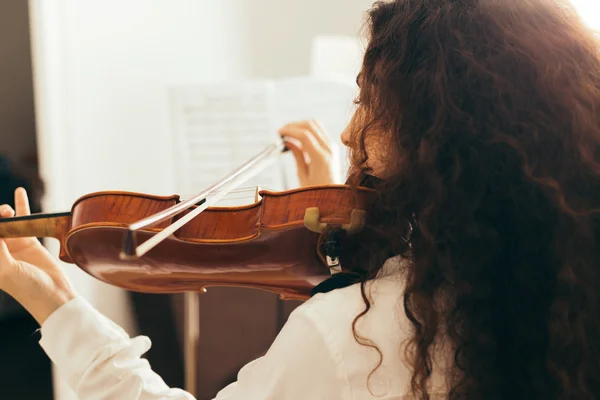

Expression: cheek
xmin=344 ymin=110 xmax=394 ymax=178
xmin=363 ymin=134 xmax=387 ymax=176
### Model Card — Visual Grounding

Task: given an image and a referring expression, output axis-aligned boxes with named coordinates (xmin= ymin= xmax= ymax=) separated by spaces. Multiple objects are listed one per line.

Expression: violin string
xmin=182 ymin=197 xmax=256 ymax=203
xmin=180 ymin=196 xmax=261 ymax=202
xmin=180 ymin=187 xmax=257 ymax=198
xmin=132 ymin=140 xmax=285 ymax=257
xmin=180 ymin=186 xmax=272 ymax=203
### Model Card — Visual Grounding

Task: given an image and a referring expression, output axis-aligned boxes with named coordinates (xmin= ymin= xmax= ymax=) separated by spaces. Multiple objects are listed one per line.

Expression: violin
xmin=0 ymin=139 xmax=375 ymax=301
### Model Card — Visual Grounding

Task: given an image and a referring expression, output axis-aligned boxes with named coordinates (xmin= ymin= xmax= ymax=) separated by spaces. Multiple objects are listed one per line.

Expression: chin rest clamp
xmin=303 ymin=207 xmax=366 ymax=275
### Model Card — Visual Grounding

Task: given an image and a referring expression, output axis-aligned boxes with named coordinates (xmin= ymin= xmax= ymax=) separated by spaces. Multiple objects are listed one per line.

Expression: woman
xmin=2 ymin=0 xmax=600 ymax=398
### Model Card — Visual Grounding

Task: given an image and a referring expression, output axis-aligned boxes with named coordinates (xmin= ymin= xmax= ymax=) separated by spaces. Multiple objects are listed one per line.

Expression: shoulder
xmin=285 ymin=258 xmax=412 ymax=398
xmin=297 ymin=256 xmax=408 ymax=335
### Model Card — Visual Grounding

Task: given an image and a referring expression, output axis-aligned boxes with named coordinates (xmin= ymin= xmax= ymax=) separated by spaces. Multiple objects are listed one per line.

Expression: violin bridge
xmin=119 ymin=230 xmax=139 ymax=260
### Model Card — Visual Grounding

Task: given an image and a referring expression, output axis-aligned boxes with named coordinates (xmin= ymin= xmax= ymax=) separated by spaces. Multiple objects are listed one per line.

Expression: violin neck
xmin=0 ymin=212 xmax=71 ymax=240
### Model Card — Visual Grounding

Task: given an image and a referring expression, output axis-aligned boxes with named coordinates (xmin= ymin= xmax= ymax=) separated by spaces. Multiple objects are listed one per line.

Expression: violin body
xmin=0 ymin=185 xmax=373 ymax=300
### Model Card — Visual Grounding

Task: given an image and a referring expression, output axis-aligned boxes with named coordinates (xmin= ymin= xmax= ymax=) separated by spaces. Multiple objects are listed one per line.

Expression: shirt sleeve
xmin=39 ymin=296 xmax=194 ymax=399
xmin=39 ymin=295 xmax=351 ymax=400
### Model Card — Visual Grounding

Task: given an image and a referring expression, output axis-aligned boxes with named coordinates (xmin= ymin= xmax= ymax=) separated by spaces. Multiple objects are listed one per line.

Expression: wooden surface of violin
xmin=0 ymin=184 xmax=374 ymax=300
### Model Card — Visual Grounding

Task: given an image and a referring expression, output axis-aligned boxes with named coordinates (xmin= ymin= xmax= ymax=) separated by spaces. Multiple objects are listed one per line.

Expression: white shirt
xmin=38 ymin=258 xmax=449 ymax=399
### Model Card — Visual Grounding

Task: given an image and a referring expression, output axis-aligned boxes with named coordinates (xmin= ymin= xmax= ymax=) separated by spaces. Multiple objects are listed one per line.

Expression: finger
xmin=14 ymin=187 xmax=31 ymax=217
xmin=308 ymin=120 xmax=333 ymax=153
xmin=280 ymin=121 xmax=331 ymax=154
xmin=0 ymin=205 xmax=15 ymax=218
xmin=284 ymin=140 xmax=309 ymax=178
xmin=278 ymin=126 xmax=327 ymax=161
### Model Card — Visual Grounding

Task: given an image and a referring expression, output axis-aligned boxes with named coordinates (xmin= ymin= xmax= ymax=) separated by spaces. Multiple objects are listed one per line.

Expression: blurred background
xmin=0 ymin=0 xmax=598 ymax=399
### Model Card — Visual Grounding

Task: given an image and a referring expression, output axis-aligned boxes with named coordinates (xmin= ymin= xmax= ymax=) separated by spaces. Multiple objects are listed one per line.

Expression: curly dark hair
xmin=343 ymin=0 xmax=600 ymax=398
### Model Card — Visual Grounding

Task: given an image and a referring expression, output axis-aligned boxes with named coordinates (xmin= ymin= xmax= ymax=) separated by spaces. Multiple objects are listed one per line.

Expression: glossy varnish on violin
xmin=0 ymin=185 xmax=373 ymax=300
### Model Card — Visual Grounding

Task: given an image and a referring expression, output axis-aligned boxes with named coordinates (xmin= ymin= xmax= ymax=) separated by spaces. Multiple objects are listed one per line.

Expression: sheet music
xmin=169 ymin=76 xmax=356 ymax=205
xmin=169 ymin=81 xmax=285 ymax=204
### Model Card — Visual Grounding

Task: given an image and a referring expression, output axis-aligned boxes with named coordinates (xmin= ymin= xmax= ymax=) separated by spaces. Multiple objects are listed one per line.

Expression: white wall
xmin=571 ymin=0 xmax=600 ymax=30
xmin=29 ymin=1 xmax=372 ymax=399
xmin=238 ymin=0 xmax=371 ymax=78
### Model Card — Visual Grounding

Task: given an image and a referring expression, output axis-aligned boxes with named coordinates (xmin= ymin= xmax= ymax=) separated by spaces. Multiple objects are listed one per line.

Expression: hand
xmin=0 ymin=188 xmax=75 ymax=325
xmin=278 ymin=120 xmax=337 ymax=187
